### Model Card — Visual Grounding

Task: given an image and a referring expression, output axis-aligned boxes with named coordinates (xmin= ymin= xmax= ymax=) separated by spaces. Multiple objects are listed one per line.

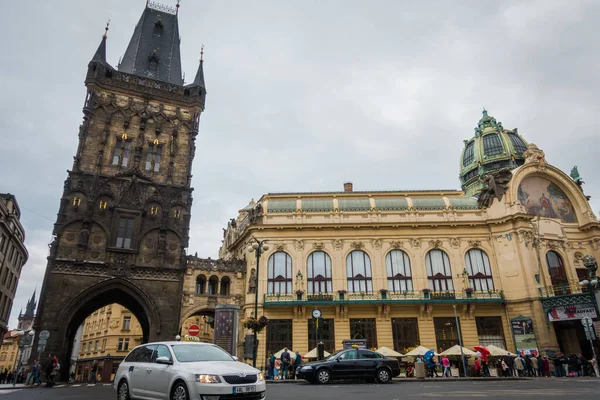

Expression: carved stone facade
xmin=32 ymin=4 xmax=205 ymax=380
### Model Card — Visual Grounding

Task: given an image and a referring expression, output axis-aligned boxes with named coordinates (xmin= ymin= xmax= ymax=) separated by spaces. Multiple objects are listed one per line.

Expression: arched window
xmin=426 ymin=249 xmax=453 ymax=292
xmin=208 ymin=275 xmax=218 ymax=295
xmin=307 ymin=251 xmax=332 ymax=294
xmin=220 ymin=276 xmax=231 ymax=296
xmin=386 ymin=250 xmax=413 ymax=292
xmin=465 ymin=249 xmax=494 ymax=291
xmin=267 ymin=252 xmax=293 ymax=294
xmin=346 ymin=250 xmax=372 ymax=293
xmin=195 ymin=274 xmax=206 ymax=295
xmin=546 ymin=251 xmax=570 ymax=295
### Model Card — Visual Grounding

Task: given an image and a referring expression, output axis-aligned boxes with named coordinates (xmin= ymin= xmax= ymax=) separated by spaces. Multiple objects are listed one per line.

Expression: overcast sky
xmin=1 ymin=0 xmax=599 ymax=329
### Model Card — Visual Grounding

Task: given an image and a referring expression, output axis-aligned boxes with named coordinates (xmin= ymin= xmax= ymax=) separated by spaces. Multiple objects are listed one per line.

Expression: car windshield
xmin=171 ymin=344 xmax=234 ymax=363
xmin=326 ymin=350 xmax=344 ymax=361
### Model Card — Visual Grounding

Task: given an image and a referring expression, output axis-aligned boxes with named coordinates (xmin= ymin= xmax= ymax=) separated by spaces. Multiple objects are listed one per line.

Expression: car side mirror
xmin=156 ymin=356 xmax=172 ymax=365
xmin=232 ymin=356 xmax=239 ymax=362
xmin=336 ymin=358 xmax=340 ymax=362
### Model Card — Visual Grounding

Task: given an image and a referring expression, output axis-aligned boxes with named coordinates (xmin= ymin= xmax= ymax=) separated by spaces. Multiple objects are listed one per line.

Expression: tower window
xmin=482 ymin=134 xmax=504 ymax=157
xmin=507 ymin=132 xmax=527 ymax=155
xmin=112 ymin=139 xmax=131 ymax=167
xmin=116 ymin=218 xmax=135 ymax=249
xmin=462 ymin=141 xmax=475 ymax=167
xmin=145 ymin=144 xmax=162 ymax=172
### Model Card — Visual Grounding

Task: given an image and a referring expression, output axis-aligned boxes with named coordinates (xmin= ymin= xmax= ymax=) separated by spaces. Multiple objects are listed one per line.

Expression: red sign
xmin=188 ymin=324 xmax=200 ymax=337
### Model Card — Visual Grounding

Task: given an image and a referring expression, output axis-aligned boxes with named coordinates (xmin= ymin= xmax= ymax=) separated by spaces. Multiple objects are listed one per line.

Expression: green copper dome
xmin=459 ymin=110 xmax=528 ymax=197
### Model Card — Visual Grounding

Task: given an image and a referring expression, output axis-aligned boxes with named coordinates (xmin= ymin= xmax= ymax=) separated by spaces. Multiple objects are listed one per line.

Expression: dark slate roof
xmin=192 ymin=60 xmax=206 ymax=89
xmin=91 ymin=36 xmax=107 ymax=63
xmin=118 ymin=6 xmax=183 ymax=85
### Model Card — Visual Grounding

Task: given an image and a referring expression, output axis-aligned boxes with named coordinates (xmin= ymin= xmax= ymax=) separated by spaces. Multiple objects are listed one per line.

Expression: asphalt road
xmin=1 ymin=379 xmax=599 ymax=399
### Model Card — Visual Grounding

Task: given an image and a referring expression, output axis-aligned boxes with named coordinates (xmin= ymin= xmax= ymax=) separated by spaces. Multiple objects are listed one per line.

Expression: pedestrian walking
xmin=501 ymin=359 xmax=509 ymax=377
xmin=514 ymin=355 xmax=524 ymax=377
xmin=280 ymin=348 xmax=291 ymax=380
xmin=293 ymin=351 xmax=302 ymax=379
xmin=531 ymin=355 xmax=539 ymax=377
xmin=88 ymin=360 xmax=98 ymax=384
xmin=267 ymin=352 xmax=275 ymax=380
xmin=442 ymin=356 xmax=451 ymax=377
xmin=273 ymin=358 xmax=281 ymax=380
xmin=27 ymin=360 xmax=41 ymax=386
xmin=474 ymin=358 xmax=481 ymax=377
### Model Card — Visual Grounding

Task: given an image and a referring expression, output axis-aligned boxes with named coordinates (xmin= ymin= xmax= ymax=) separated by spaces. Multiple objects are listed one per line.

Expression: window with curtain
xmin=465 ymin=249 xmax=494 ymax=291
xmin=346 ymin=250 xmax=373 ymax=293
xmin=307 ymin=251 xmax=332 ymax=293
xmin=267 ymin=251 xmax=293 ymax=294
xmin=386 ymin=250 xmax=413 ymax=292
xmin=546 ymin=251 xmax=570 ymax=295
xmin=426 ymin=249 xmax=453 ymax=292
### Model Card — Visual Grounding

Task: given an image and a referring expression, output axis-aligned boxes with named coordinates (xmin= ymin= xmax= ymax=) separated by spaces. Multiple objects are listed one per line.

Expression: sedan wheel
xmin=172 ymin=382 xmax=189 ymax=400
xmin=317 ymin=369 xmax=331 ymax=384
xmin=117 ymin=381 xmax=130 ymax=400
xmin=376 ymin=368 xmax=391 ymax=384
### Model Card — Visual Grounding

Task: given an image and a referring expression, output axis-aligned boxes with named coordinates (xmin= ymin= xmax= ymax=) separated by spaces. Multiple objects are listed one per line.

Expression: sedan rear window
xmin=171 ymin=344 xmax=234 ymax=362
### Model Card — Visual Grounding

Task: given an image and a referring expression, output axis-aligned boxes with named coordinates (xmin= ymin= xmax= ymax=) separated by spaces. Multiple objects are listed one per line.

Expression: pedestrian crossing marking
xmin=72 ymin=384 xmax=81 ymax=387
xmin=0 ymin=390 xmax=22 ymax=395
xmin=87 ymin=384 xmax=96 ymax=387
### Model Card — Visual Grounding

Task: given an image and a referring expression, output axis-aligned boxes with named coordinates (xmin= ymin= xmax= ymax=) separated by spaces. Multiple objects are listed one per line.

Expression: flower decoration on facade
xmin=379 ymin=288 xmax=389 ymax=294
xmin=337 ymin=289 xmax=347 ymax=295
xmin=422 ymin=288 xmax=432 ymax=293
xmin=295 ymin=289 xmax=305 ymax=296
xmin=241 ymin=315 xmax=269 ymax=333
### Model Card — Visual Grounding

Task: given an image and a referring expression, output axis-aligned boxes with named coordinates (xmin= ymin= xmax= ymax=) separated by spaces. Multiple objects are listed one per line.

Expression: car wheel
xmin=376 ymin=368 xmax=391 ymax=384
xmin=316 ymin=368 xmax=331 ymax=384
xmin=172 ymin=382 xmax=189 ymax=400
xmin=117 ymin=380 xmax=130 ymax=400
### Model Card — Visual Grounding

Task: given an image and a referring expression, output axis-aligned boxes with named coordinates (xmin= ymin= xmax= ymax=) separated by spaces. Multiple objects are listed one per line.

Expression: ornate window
xmin=465 ymin=249 xmax=494 ymax=291
xmin=546 ymin=251 xmax=570 ymax=295
xmin=392 ymin=318 xmax=419 ymax=354
xmin=112 ymin=139 xmax=131 ymax=167
xmin=122 ymin=316 xmax=131 ymax=331
xmin=307 ymin=251 xmax=332 ymax=294
xmin=145 ymin=144 xmax=162 ymax=172
xmin=462 ymin=141 xmax=475 ymax=166
xmin=195 ymin=275 xmax=206 ymax=295
xmin=507 ymin=132 xmax=527 ymax=155
xmin=266 ymin=319 xmax=293 ymax=353
xmin=267 ymin=252 xmax=293 ymax=294
xmin=220 ymin=276 xmax=230 ymax=296
xmin=434 ymin=317 xmax=462 ymax=353
xmin=308 ymin=318 xmax=335 ymax=352
xmin=115 ymin=217 xmax=135 ymax=249
xmin=476 ymin=317 xmax=506 ymax=349
xmin=426 ymin=249 xmax=453 ymax=292
xmin=482 ymin=133 xmax=504 ymax=157
xmin=349 ymin=318 xmax=377 ymax=349
xmin=386 ymin=250 xmax=413 ymax=292
xmin=208 ymin=275 xmax=218 ymax=295
xmin=346 ymin=250 xmax=373 ymax=293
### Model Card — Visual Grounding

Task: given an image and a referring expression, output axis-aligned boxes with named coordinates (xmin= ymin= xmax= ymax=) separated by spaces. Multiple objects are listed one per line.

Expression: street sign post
xmin=582 ymin=318 xmax=598 ymax=368
xmin=582 ymin=317 xmax=593 ymax=328
xmin=39 ymin=330 xmax=50 ymax=340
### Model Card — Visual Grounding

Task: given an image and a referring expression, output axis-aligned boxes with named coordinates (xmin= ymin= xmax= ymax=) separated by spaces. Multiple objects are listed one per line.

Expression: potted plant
xmin=295 ymin=289 xmax=305 ymax=300
xmin=379 ymin=288 xmax=389 ymax=299
xmin=422 ymin=288 xmax=431 ymax=299
xmin=337 ymin=289 xmax=347 ymax=300
xmin=464 ymin=287 xmax=474 ymax=298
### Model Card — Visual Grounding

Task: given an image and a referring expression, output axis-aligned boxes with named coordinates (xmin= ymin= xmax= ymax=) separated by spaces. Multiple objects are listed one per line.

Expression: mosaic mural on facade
xmin=518 ymin=176 xmax=577 ymax=223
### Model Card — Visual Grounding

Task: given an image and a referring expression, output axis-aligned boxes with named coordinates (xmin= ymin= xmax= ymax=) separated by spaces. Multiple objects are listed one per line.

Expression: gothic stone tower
xmin=33 ymin=3 xmax=205 ymax=379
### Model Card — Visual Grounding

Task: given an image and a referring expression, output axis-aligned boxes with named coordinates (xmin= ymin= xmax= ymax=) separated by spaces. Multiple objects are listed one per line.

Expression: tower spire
xmin=192 ymin=45 xmax=206 ymax=89
xmin=91 ymin=22 xmax=109 ymax=63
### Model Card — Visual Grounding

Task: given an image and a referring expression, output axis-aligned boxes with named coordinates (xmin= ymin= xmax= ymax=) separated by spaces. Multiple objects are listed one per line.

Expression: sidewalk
xmin=267 ymin=377 xmax=533 ymax=384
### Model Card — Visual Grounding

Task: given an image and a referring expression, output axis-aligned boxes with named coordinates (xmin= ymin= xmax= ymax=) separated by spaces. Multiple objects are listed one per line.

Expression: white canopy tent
xmin=440 ymin=345 xmax=477 ymax=357
xmin=273 ymin=349 xmax=297 ymax=360
xmin=303 ymin=347 xmax=331 ymax=359
xmin=482 ymin=345 xmax=517 ymax=357
xmin=404 ymin=346 xmax=436 ymax=357
xmin=376 ymin=346 xmax=403 ymax=357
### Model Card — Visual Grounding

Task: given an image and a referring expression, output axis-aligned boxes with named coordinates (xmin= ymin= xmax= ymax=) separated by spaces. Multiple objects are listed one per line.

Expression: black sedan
xmin=295 ymin=348 xmax=400 ymax=384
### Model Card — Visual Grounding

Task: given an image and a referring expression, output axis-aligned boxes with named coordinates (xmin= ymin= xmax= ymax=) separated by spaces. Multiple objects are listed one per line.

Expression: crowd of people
xmin=266 ymin=348 xmax=303 ymax=380
xmin=498 ymin=353 xmax=597 ymax=377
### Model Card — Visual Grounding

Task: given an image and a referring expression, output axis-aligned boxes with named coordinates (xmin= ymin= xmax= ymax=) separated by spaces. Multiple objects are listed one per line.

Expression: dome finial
xmin=482 ymin=107 xmax=487 ymax=116
xmin=103 ymin=19 xmax=110 ymax=38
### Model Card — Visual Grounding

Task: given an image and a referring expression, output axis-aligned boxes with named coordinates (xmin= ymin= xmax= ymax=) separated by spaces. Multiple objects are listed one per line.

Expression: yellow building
xmin=215 ymin=111 xmax=600 ymax=369
xmin=0 ymin=331 xmax=20 ymax=373
xmin=76 ymin=304 xmax=143 ymax=382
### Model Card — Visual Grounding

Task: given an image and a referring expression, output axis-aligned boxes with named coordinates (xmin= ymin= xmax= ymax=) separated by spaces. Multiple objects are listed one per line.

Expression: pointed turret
xmin=91 ymin=36 xmax=107 ymax=63
xmin=24 ymin=289 xmax=36 ymax=319
xmin=191 ymin=46 xmax=206 ymax=89
xmin=118 ymin=3 xmax=183 ymax=85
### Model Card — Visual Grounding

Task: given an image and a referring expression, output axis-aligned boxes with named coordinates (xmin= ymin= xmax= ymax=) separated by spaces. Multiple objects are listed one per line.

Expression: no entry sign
xmin=188 ymin=324 xmax=200 ymax=337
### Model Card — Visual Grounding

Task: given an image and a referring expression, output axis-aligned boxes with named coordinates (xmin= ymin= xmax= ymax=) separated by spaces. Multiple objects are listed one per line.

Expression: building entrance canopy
xmin=548 ymin=304 xmax=597 ymax=321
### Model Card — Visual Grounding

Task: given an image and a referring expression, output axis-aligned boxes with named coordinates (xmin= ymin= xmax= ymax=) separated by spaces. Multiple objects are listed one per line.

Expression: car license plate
xmin=233 ymin=385 xmax=255 ymax=394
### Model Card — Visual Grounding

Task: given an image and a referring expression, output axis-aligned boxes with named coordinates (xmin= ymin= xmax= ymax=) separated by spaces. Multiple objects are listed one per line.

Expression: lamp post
xmin=579 ymin=255 xmax=599 ymax=373
xmin=247 ymin=238 xmax=269 ymax=368
xmin=453 ymin=305 xmax=468 ymax=377
xmin=13 ymin=330 xmax=34 ymax=387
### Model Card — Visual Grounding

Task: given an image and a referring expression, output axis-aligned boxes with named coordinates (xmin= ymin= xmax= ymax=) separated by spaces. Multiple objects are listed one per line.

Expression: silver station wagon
xmin=113 ymin=341 xmax=266 ymax=400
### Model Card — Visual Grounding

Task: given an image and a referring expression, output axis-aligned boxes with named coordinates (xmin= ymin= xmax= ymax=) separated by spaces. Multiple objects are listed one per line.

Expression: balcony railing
xmin=263 ymin=289 xmax=504 ymax=304
xmin=539 ymin=280 xmax=587 ymax=297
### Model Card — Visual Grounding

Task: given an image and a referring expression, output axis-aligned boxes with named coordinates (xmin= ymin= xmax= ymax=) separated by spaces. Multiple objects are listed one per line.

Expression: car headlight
xmin=301 ymin=366 xmax=313 ymax=371
xmin=257 ymin=372 xmax=265 ymax=381
xmin=195 ymin=374 xmax=221 ymax=383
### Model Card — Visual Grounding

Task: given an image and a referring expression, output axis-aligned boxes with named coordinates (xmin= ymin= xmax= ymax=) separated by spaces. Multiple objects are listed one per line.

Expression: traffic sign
xmin=187 ymin=324 xmax=200 ymax=337
xmin=581 ymin=317 xmax=593 ymax=327
xmin=39 ymin=330 xmax=50 ymax=340
xmin=38 ymin=339 xmax=47 ymax=345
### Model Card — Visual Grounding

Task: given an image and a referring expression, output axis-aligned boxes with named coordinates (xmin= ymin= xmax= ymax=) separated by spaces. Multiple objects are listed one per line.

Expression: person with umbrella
xmin=423 ymin=350 xmax=439 ymax=378
xmin=474 ymin=346 xmax=491 ymax=377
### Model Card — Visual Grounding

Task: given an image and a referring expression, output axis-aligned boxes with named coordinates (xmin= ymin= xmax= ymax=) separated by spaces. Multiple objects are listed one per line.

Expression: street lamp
xmin=13 ymin=330 xmax=34 ymax=387
xmin=580 ymin=255 xmax=599 ymax=291
xmin=247 ymin=238 xmax=269 ymax=368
